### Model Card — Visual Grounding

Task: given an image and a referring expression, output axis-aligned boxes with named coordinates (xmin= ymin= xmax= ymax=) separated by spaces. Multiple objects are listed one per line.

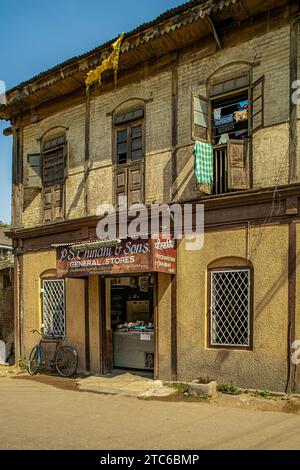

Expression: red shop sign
xmin=56 ymin=237 xmax=176 ymax=277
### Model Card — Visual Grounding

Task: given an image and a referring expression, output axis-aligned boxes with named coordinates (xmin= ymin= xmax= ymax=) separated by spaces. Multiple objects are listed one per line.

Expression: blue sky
xmin=0 ymin=0 xmax=184 ymax=224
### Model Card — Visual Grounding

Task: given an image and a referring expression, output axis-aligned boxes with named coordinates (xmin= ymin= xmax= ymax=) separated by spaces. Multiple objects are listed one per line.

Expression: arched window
xmin=192 ymin=62 xmax=264 ymax=195
xmin=207 ymin=257 xmax=253 ymax=349
xmin=113 ymin=100 xmax=145 ymax=206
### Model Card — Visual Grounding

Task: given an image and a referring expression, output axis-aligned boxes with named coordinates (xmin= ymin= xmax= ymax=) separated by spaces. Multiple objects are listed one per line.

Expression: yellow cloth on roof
xmin=85 ymin=32 xmax=125 ymax=92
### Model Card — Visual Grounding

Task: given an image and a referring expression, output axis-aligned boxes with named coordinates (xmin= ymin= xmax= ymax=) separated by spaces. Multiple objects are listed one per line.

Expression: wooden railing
xmin=213 ymin=144 xmax=228 ymax=195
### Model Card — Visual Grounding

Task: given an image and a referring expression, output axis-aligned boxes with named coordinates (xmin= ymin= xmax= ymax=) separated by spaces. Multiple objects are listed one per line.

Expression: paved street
xmin=0 ymin=376 xmax=300 ymax=450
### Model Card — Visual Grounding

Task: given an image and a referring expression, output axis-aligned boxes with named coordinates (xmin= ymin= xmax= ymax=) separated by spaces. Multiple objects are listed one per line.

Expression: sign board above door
xmin=56 ymin=237 xmax=176 ymax=277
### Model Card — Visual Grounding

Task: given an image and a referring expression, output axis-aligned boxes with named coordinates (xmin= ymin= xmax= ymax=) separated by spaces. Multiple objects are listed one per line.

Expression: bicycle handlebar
xmin=29 ymin=329 xmax=59 ymax=340
xmin=30 ymin=329 xmax=42 ymax=336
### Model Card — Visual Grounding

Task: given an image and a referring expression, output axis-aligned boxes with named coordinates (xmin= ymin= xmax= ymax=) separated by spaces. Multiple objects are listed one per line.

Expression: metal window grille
xmin=210 ymin=269 xmax=250 ymax=347
xmin=42 ymin=279 xmax=65 ymax=338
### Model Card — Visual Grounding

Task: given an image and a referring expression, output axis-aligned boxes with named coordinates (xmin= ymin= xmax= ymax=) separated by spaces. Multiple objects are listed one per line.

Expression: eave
xmin=0 ymin=0 xmax=288 ymax=121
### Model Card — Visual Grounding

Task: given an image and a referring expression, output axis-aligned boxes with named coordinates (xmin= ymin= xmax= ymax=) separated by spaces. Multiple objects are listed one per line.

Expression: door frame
xmin=99 ymin=273 xmax=158 ymax=377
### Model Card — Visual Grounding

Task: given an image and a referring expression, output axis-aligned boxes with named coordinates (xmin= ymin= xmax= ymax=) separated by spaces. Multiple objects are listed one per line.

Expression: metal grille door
xmin=210 ymin=269 xmax=250 ymax=347
xmin=42 ymin=279 xmax=65 ymax=337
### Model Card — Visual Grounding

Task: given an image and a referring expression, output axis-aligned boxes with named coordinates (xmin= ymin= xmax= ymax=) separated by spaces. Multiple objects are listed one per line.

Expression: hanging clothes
xmin=193 ymin=140 xmax=213 ymax=185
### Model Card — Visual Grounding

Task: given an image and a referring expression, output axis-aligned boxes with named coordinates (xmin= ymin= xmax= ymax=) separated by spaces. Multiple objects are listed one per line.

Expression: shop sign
xmin=57 ymin=237 xmax=176 ymax=276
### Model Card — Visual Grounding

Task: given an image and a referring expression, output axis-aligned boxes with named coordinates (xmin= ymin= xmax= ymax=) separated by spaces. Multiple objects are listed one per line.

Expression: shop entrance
xmin=105 ymin=274 xmax=155 ymax=376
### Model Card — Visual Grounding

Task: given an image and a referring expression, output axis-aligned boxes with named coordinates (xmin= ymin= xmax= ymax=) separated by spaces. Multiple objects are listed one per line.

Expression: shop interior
xmin=109 ymin=274 xmax=155 ymax=373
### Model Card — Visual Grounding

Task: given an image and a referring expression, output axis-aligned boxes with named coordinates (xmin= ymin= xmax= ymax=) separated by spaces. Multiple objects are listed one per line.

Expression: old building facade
xmin=1 ymin=0 xmax=300 ymax=391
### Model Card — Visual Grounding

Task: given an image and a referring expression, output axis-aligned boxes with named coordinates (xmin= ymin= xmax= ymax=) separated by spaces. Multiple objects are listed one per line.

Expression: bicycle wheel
xmin=27 ymin=346 xmax=40 ymax=375
xmin=55 ymin=346 xmax=78 ymax=377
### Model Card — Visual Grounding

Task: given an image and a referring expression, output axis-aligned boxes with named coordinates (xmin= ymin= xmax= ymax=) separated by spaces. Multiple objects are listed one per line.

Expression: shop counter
xmin=113 ymin=330 xmax=154 ymax=370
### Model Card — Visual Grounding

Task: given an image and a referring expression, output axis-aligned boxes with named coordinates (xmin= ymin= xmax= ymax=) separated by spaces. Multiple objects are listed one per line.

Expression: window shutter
xmin=250 ymin=76 xmax=264 ymax=134
xmin=227 ymin=139 xmax=250 ymax=190
xmin=27 ymin=154 xmax=41 ymax=188
xmin=128 ymin=163 xmax=143 ymax=206
xmin=192 ymin=94 xmax=210 ymax=141
xmin=115 ymin=167 xmax=128 ymax=205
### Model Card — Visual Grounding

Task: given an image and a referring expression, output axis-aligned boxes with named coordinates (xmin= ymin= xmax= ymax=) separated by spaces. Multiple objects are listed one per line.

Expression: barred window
xmin=209 ymin=268 xmax=251 ymax=348
xmin=42 ymin=279 xmax=66 ymax=338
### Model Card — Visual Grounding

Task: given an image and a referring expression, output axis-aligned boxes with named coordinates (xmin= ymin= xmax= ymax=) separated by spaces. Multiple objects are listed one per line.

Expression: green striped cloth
xmin=193 ymin=140 xmax=213 ymax=185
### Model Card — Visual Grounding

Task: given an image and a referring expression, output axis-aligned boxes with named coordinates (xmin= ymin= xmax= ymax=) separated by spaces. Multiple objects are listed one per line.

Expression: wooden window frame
xmin=114 ymin=118 xmax=145 ymax=167
xmin=113 ymin=107 xmax=145 ymax=205
xmin=193 ymin=72 xmax=264 ymax=194
xmin=41 ymin=134 xmax=67 ymax=223
xmin=207 ymin=266 xmax=253 ymax=351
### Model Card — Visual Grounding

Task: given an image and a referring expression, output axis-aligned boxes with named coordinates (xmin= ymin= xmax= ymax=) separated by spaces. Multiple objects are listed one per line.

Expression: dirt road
xmin=0 ymin=375 xmax=300 ymax=450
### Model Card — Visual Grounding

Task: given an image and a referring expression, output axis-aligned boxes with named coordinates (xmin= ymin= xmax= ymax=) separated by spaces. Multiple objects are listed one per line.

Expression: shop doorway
xmin=102 ymin=274 xmax=156 ymax=377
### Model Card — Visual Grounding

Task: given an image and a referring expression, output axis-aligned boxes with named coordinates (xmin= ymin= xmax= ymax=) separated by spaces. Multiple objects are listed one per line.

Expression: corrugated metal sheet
xmin=3 ymin=0 xmax=236 ymax=100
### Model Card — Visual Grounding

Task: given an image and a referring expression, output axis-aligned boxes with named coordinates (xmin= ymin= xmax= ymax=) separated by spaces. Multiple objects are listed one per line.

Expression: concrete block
xmin=188 ymin=380 xmax=218 ymax=398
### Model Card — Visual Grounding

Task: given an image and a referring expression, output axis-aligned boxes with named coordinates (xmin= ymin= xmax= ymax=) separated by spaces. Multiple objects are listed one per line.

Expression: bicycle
xmin=27 ymin=329 xmax=78 ymax=377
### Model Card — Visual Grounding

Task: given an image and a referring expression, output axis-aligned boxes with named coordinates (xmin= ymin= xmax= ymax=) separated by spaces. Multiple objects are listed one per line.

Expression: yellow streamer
xmin=85 ymin=33 xmax=125 ymax=92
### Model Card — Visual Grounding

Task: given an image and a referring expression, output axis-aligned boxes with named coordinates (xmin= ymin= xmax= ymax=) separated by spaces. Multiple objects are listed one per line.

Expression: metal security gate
xmin=42 ymin=279 xmax=66 ymax=337
xmin=210 ymin=269 xmax=250 ymax=347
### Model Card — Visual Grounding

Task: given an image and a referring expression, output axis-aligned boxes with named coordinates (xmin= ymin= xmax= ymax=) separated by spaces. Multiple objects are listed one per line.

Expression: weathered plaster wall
xmin=157 ymin=272 xmax=172 ymax=381
xmin=21 ymin=250 xmax=89 ymax=370
xmin=88 ymin=275 xmax=101 ymax=373
xmin=176 ymin=224 xmax=289 ymax=391
xmin=65 ymin=278 xmax=86 ymax=373
xmin=294 ymin=222 xmax=300 ymax=392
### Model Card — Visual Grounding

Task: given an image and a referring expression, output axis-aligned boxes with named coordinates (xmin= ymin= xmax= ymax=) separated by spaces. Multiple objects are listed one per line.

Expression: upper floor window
xmin=115 ymin=107 xmax=144 ymax=165
xmin=113 ymin=107 xmax=144 ymax=205
xmin=42 ymin=135 xmax=66 ymax=187
xmin=27 ymin=132 xmax=67 ymax=223
xmin=117 ymin=125 xmax=143 ymax=165
xmin=192 ymin=70 xmax=264 ymax=195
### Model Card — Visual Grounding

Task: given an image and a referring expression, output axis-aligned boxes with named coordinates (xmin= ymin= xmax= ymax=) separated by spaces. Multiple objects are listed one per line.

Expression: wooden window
xmin=42 ymin=135 xmax=66 ymax=222
xmin=116 ymin=124 xmax=143 ymax=165
xmin=208 ymin=268 xmax=252 ymax=349
xmin=192 ymin=74 xmax=264 ymax=195
xmin=27 ymin=154 xmax=42 ymax=188
xmin=114 ymin=163 xmax=143 ymax=206
xmin=114 ymin=107 xmax=144 ymax=204
xmin=210 ymin=74 xmax=249 ymax=97
xmin=192 ymin=94 xmax=209 ymax=142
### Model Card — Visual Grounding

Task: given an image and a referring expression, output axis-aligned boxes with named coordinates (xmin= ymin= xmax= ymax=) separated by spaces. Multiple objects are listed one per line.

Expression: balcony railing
xmin=213 ymin=144 xmax=228 ymax=195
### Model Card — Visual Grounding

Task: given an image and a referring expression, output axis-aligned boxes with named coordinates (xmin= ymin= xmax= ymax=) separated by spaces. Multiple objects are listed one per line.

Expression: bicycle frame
xmin=29 ymin=329 xmax=78 ymax=377
xmin=32 ymin=331 xmax=61 ymax=370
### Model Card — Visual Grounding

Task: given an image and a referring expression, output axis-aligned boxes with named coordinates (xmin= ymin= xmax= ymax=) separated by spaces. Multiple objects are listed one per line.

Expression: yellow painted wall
xmin=294 ymin=223 xmax=300 ymax=392
xmin=88 ymin=275 xmax=101 ymax=373
xmin=177 ymin=224 xmax=289 ymax=392
xmin=22 ymin=250 xmax=90 ymax=373
xmin=65 ymin=278 xmax=86 ymax=373
xmin=157 ymin=273 xmax=172 ymax=381
xmin=20 ymin=221 xmax=297 ymax=391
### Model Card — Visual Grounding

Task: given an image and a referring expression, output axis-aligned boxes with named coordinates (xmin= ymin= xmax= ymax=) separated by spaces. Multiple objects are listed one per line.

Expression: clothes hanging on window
xmin=193 ymin=140 xmax=213 ymax=185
